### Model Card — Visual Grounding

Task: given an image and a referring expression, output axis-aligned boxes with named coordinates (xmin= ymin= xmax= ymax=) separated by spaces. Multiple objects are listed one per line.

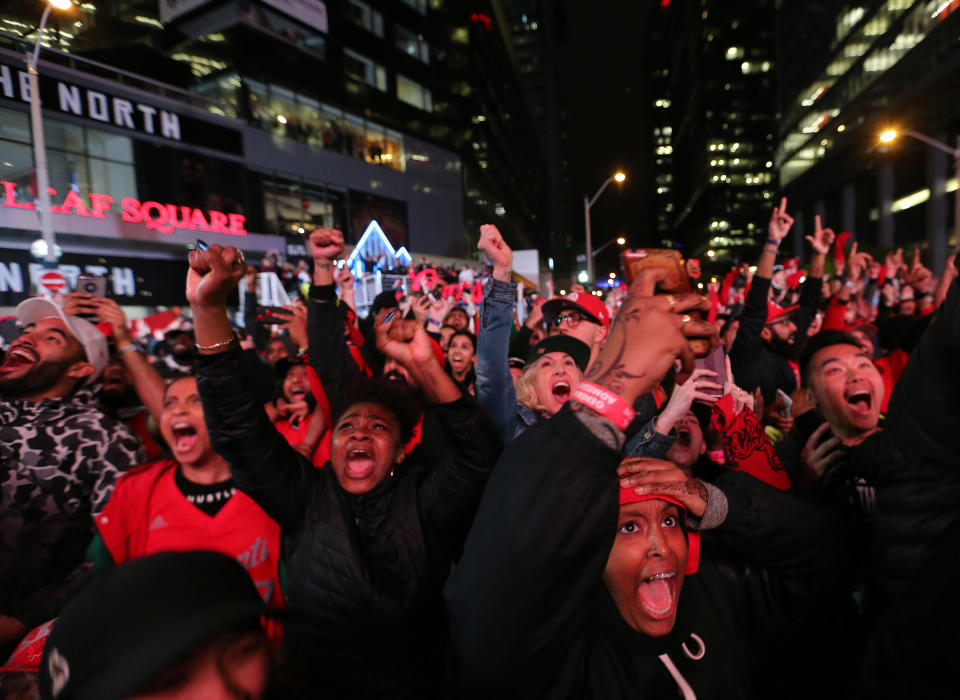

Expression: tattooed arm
xmin=574 ymin=269 xmax=717 ymax=409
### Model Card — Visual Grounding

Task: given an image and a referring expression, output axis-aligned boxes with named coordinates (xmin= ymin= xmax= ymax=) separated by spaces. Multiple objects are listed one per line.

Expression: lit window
xmin=345 ymin=0 xmax=384 ymax=37
xmin=395 ymin=25 xmax=429 ymax=63
xmin=397 ymin=75 xmax=433 ymax=111
xmin=344 ymin=49 xmax=387 ymax=91
xmin=725 ymin=46 xmax=744 ymax=60
xmin=400 ymin=0 xmax=427 ymax=14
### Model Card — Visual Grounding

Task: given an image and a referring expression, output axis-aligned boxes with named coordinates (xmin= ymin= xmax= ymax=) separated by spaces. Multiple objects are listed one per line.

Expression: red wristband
xmin=572 ymin=381 xmax=637 ymax=431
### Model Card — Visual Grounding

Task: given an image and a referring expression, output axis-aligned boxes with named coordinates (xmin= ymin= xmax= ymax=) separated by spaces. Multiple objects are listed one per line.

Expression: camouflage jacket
xmin=0 ymin=388 xmax=145 ymax=628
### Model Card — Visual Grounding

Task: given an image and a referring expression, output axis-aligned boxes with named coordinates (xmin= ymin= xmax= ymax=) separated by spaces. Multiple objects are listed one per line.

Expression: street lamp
xmin=592 ymin=234 xmax=627 ymax=258
xmin=584 ymin=171 xmax=626 ymax=283
xmin=879 ymin=127 xmax=960 ymax=251
xmin=26 ymin=0 xmax=72 ymax=267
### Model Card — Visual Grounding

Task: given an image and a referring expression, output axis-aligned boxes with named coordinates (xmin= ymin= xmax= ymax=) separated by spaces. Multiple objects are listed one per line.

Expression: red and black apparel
xmin=91 ymin=459 xmax=284 ymax=608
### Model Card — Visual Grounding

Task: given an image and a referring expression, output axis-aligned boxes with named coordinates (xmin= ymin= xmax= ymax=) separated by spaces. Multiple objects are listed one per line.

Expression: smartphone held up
xmin=620 ymin=247 xmax=710 ymax=356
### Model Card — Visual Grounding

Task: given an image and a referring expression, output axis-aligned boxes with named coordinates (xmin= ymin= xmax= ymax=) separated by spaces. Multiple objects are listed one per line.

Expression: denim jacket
xmin=625 ymin=417 xmax=677 ymax=459
xmin=475 ymin=279 xmax=537 ymax=442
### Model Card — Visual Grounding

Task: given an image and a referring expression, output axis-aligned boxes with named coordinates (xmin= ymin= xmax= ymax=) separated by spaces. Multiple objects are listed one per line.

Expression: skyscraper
xmin=646 ymin=0 xmax=778 ymax=265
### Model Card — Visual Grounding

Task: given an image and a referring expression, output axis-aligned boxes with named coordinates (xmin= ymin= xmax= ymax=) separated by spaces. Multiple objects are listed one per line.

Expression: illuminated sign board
xmin=0 ymin=60 xmax=243 ymax=155
xmin=0 ymin=181 xmax=247 ymax=236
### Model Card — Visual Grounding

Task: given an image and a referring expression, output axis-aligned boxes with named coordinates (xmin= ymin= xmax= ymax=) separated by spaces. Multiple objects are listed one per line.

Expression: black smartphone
xmin=794 ymin=408 xmax=834 ymax=446
xmin=256 ymin=306 xmax=292 ymax=325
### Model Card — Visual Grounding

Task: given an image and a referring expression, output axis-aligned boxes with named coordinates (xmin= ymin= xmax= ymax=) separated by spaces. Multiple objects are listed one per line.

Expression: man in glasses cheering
xmin=542 ymin=292 xmax=611 ymax=370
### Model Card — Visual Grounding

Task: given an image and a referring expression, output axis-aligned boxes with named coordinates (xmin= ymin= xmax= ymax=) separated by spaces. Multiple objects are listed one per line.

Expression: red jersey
xmin=96 ymin=460 xmax=284 ymax=607
xmin=275 ymin=412 xmax=332 ymax=466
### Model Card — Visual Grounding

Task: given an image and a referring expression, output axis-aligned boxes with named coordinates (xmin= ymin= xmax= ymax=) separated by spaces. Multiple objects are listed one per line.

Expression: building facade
xmin=646 ymin=0 xmax=778 ymax=266
xmin=775 ymin=0 xmax=960 ymax=275
xmin=0 ymin=0 xmax=548 ymax=307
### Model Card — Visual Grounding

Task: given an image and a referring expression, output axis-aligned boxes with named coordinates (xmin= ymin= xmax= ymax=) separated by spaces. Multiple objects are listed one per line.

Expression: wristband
xmin=116 ymin=344 xmax=139 ymax=355
xmin=427 ymin=318 xmax=443 ymax=328
xmin=572 ymin=381 xmax=637 ymax=431
xmin=766 ymin=238 xmax=781 ymax=247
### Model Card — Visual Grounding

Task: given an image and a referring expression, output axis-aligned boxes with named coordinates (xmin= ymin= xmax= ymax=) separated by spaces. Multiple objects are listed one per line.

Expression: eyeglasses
xmin=552 ymin=311 xmax=594 ymax=328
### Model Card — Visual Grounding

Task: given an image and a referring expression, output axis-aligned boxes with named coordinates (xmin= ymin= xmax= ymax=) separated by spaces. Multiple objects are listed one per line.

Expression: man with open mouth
xmin=0 ymin=298 xmax=145 ymax=657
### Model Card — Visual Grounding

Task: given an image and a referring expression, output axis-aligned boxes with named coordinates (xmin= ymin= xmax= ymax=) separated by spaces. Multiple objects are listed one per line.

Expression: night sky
xmin=553 ymin=0 xmax=651 ymax=280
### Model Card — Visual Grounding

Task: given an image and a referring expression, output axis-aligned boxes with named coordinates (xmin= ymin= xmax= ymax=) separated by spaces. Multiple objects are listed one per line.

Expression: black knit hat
xmin=527 ymin=335 xmax=591 ymax=373
xmin=39 ymin=551 xmax=277 ymax=700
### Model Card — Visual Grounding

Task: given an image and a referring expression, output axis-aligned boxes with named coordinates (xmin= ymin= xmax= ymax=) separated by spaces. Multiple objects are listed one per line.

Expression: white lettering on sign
xmin=112 ymin=267 xmax=136 ymax=296
xmin=0 ymin=65 xmax=13 ymax=99
xmin=4 ymin=262 xmax=139 ymax=297
xmin=0 ymin=61 xmax=183 ymax=142
xmin=58 ymin=83 xmax=82 ymax=115
xmin=87 ymin=92 xmax=109 ymax=122
xmin=0 ymin=262 xmax=24 ymax=293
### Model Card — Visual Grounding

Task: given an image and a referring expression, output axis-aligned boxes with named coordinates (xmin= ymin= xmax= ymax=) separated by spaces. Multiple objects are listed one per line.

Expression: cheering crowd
xmin=1 ymin=198 xmax=959 ymax=699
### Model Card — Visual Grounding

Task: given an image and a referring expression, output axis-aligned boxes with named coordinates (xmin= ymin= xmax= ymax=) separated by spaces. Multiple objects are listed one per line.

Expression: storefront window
xmin=86 ymin=130 xmax=134 ymax=163
xmin=261 ymin=173 xmax=346 ymax=237
xmin=0 ymin=108 xmax=139 ymax=205
xmin=0 ymin=108 xmax=30 ymax=144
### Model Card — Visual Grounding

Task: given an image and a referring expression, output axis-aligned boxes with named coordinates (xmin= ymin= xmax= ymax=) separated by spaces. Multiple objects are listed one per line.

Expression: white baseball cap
xmin=15 ymin=298 xmax=109 ymax=385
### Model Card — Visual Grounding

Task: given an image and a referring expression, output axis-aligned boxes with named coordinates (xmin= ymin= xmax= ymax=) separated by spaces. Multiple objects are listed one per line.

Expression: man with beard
xmin=730 ymin=199 xmax=833 ymax=432
xmin=0 ymin=298 xmax=144 ymax=656
xmin=152 ymin=327 xmax=195 ymax=377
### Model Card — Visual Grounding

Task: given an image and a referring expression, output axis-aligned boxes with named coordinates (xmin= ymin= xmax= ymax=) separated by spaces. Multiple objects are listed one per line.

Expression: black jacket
xmin=869 ymin=274 xmax=960 ymax=613
xmin=445 ymin=407 xmax=845 ymax=699
xmin=196 ymin=346 xmax=503 ymax=699
xmin=730 ymin=274 xmax=821 ymax=404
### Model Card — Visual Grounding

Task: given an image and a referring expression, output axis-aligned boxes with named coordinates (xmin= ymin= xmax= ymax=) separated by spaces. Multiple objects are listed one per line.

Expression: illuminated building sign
xmin=0 ymin=60 xmax=243 ymax=155
xmin=0 ymin=181 xmax=247 ymax=236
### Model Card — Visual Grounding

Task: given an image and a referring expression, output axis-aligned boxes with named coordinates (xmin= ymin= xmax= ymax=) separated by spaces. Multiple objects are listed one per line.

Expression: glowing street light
xmin=878 ymin=127 xmax=960 ymax=259
xmin=584 ymin=171 xmax=627 ymax=283
xmin=593 ymin=234 xmax=627 ymax=258
xmin=706 ymin=249 xmax=716 ymax=258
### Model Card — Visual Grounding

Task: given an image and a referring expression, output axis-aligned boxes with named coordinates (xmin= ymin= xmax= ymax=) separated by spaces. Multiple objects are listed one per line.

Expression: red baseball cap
xmin=618 ymin=489 xmax=700 ymax=575
xmin=542 ymin=292 xmax=611 ymax=329
xmin=765 ymin=300 xmax=799 ymax=325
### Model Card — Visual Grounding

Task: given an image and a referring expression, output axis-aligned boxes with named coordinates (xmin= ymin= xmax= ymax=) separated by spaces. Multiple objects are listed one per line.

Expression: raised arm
xmin=89 ymin=297 xmax=166 ymax=421
xmin=305 ymin=228 xmax=358 ymax=407
xmin=474 ymin=224 xmax=524 ymax=440
xmin=886 ymin=259 xmax=960 ymax=465
xmin=446 ymin=273 xmax=716 ymax=695
xmin=188 ymin=243 xmax=315 ymax=530
xmin=731 ymin=199 xmax=793 ymax=365
xmin=374 ymin=312 xmax=504 ymax=546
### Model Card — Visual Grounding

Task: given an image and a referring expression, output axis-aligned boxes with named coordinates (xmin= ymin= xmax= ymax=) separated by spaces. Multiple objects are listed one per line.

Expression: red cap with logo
xmin=542 ymin=292 xmax=611 ymax=329
xmin=765 ymin=300 xmax=799 ymax=325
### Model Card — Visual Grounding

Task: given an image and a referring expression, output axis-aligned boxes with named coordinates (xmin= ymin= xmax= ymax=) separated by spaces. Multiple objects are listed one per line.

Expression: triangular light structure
xmin=346 ymin=220 xmax=397 ymax=270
